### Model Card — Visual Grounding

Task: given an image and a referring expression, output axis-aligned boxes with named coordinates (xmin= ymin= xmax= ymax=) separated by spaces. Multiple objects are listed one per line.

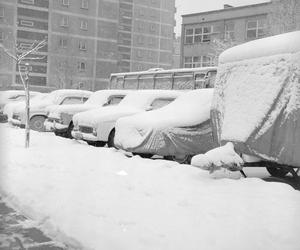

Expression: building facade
xmin=0 ymin=0 xmax=176 ymax=91
xmin=180 ymin=0 xmax=300 ymax=68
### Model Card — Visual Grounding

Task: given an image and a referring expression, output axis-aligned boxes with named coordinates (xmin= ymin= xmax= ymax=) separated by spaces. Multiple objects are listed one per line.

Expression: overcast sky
xmin=175 ymin=0 xmax=271 ymax=36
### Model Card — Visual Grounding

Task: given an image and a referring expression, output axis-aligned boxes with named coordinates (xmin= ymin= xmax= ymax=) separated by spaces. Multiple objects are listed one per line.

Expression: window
xmin=150 ymin=98 xmax=174 ymax=110
xmin=62 ymin=0 xmax=69 ymax=6
xmin=60 ymin=16 xmax=69 ymax=27
xmin=0 ymin=7 xmax=4 ymax=18
xmin=61 ymin=97 xmax=85 ymax=105
xmin=19 ymin=42 xmax=33 ymax=50
xmin=149 ymin=24 xmax=156 ymax=33
xmin=185 ymin=28 xmax=193 ymax=44
xmin=20 ymin=20 xmax=34 ymax=27
xmin=225 ymin=22 xmax=235 ymax=40
xmin=59 ymin=38 xmax=67 ymax=48
xmin=137 ymin=50 xmax=143 ymax=58
xmin=81 ymin=0 xmax=89 ymax=9
xmin=80 ymin=20 xmax=88 ymax=30
xmin=20 ymin=0 xmax=35 ymax=4
xmin=184 ymin=56 xmax=214 ymax=68
xmin=106 ymin=95 xmax=124 ymax=106
xmin=155 ymin=73 xmax=172 ymax=89
xmin=0 ymin=31 xmax=3 ymax=43
xmin=79 ymin=41 xmax=87 ymax=51
xmin=78 ymin=62 xmax=86 ymax=72
xmin=184 ymin=26 xmax=212 ymax=44
xmin=247 ymin=19 xmax=266 ymax=39
xmin=137 ymin=36 xmax=144 ymax=45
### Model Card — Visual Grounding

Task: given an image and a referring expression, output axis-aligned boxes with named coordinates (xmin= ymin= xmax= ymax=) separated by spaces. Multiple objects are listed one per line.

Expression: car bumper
xmin=9 ymin=118 xmax=25 ymax=128
xmin=71 ymin=131 xmax=98 ymax=141
xmin=44 ymin=119 xmax=68 ymax=132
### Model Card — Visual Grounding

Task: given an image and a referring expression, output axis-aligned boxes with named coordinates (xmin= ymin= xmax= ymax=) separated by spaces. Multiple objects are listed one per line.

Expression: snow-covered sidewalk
xmin=0 ymin=124 xmax=300 ymax=250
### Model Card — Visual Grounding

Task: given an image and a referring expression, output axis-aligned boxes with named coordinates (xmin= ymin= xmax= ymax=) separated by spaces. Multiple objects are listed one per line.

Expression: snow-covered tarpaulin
xmin=211 ymin=31 xmax=300 ymax=167
xmin=115 ymin=89 xmax=215 ymax=156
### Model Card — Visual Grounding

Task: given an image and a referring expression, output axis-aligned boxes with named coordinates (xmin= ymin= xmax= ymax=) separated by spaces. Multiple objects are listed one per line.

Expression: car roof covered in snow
xmin=85 ymin=89 xmax=132 ymax=105
xmin=219 ymin=31 xmax=300 ymax=64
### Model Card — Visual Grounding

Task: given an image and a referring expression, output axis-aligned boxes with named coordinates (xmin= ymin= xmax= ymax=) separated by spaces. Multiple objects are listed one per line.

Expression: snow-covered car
xmin=72 ymin=90 xmax=182 ymax=147
xmin=192 ymin=31 xmax=300 ymax=178
xmin=0 ymin=90 xmax=39 ymax=122
xmin=4 ymin=93 xmax=48 ymax=123
xmin=44 ymin=90 xmax=131 ymax=138
xmin=10 ymin=89 xmax=91 ymax=131
xmin=114 ymin=89 xmax=215 ymax=162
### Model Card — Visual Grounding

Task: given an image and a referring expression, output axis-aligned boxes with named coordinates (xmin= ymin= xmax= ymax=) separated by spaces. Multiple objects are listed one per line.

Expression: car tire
xmin=107 ymin=129 xmax=116 ymax=148
xmin=54 ymin=130 xmax=66 ymax=137
xmin=30 ymin=116 xmax=46 ymax=132
xmin=266 ymin=166 xmax=289 ymax=178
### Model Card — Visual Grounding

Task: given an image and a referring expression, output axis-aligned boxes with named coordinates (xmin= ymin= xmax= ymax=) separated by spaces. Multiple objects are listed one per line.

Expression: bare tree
xmin=0 ymin=39 xmax=47 ymax=148
xmin=269 ymin=0 xmax=300 ymax=35
xmin=208 ymin=38 xmax=238 ymax=65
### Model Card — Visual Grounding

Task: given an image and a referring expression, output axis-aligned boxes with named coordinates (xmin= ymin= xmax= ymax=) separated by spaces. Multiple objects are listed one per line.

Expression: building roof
xmin=182 ymin=2 xmax=271 ymax=18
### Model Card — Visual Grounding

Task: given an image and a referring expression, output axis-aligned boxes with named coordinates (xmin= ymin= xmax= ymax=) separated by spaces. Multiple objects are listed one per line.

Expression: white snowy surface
xmin=0 ymin=90 xmax=39 ymax=109
xmin=1 ymin=124 xmax=300 ymax=250
xmin=219 ymin=31 xmax=300 ymax=64
xmin=115 ymin=89 xmax=213 ymax=149
xmin=191 ymin=142 xmax=244 ymax=172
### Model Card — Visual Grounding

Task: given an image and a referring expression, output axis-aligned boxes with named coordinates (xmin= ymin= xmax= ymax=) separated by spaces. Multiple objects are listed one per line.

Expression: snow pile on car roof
xmin=115 ymin=89 xmax=214 ymax=155
xmin=211 ymin=31 xmax=300 ymax=166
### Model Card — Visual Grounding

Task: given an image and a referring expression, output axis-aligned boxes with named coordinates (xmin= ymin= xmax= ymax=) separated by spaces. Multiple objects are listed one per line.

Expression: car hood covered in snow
xmin=211 ymin=31 xmax=300 ymax=166
xmin=115 ymin=89 xmax=215 ymax=156
xmin=73 ymin=105 xmax=143 ymax=128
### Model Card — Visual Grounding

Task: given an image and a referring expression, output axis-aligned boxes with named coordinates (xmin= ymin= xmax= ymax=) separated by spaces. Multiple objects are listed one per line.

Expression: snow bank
xmin=219 ymin=31 xmax=300 ymax=64
xmin=191 ymin=142 xmax=244 ymax=172
xmin=115 ymin=89 xmax=213 ymax=151
xmin=1 ymin=124 xmax=300 ymax=250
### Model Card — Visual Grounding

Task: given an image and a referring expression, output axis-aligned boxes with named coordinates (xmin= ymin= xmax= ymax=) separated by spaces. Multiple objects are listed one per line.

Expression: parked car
xmin=44 ymin=90 xmax=131 ymax=138
xmin=4 ymin=93 xmax=48 ymax=123
xmin=198 ymin=31 xmax=300 ymax=178
xmin=114 ymin=89 xmax=215 ymax=162
xmin=72 ymin=90 xmax=182 ymax=147
xmin=10 ymin=89 xmax=92 ymax=131
xmin=0 ymin=90 xmax=39 ymax=122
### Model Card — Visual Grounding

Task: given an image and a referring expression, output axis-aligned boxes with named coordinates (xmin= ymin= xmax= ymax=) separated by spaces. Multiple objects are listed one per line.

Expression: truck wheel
xmin=107 ymin=129 xmax=116 ymax=148
xmin=30 ymin=116 xmax=46 ymax=132
xmin=266 ymin=166 xmax=289 ymax=178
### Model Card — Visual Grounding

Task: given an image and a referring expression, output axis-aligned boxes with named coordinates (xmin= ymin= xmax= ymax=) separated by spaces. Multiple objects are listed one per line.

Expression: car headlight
xmin=92 ymin=127 xmax=97 ymax=136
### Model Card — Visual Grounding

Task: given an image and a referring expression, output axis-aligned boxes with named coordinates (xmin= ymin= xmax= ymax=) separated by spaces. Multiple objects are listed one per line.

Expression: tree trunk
xmin=25 ymin=76 xmax=30 ymax=148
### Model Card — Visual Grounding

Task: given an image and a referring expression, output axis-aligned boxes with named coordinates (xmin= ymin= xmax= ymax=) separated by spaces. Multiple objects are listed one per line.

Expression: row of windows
xmin=184 ymin=56 xmax=214 ymax=68
xmin=184 ymin=19 xmax=267 ymax=44
xmin=60 ymin=16 xmax=88 ymax=30
xmin=61 ymin=0 xmax=89 ymax=9
xmin=59 ymin=38 xmax=87 ymax=51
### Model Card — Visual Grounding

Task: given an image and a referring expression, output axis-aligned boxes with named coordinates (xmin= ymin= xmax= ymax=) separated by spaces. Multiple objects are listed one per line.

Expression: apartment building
xmin=0 ymin=0 xmax=176 ymax=91
xmin=180 ymin=0 xmax=300 ymax=68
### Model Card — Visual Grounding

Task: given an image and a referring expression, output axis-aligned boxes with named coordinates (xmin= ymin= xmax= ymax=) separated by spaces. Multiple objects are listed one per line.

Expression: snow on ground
xmin=0 ymin=124 xmax=300 ymax=250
